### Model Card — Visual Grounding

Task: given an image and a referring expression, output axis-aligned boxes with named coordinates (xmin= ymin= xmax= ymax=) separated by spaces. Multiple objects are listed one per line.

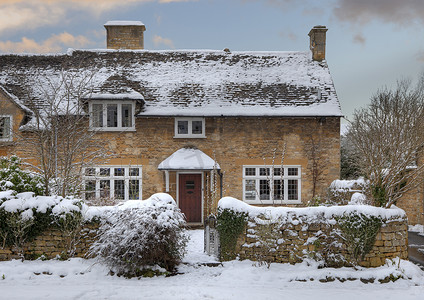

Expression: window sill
xmin=89 ymin=127 xmax=136 ymax=132
xmin=173 ymin=135 xmax=207 ymax=139
xmin=244 ymin=199 xmax=302 ymax=205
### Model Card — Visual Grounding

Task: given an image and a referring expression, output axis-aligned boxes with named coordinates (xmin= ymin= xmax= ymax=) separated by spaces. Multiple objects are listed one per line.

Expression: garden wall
xmin=0 ymin=224 xmax=98 ymax=261
xmin=216 ymin=197 xmax=408 ymax=268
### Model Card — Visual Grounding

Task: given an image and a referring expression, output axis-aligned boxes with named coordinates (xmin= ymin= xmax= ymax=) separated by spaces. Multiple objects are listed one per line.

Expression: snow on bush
xmin=89 ymin=193 xmax=188 ymax=276
xmin=0 ymin=191 xmax=87 ymax=258
xmin=327 ymin=177 xmax=368 ymax=205
xmin=0 ymin=156 xmax=44 ymax=195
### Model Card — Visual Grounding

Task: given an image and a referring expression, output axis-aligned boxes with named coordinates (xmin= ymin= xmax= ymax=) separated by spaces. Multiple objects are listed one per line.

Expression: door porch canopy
xmin=158 ymin=148 xmax=220 ymax=192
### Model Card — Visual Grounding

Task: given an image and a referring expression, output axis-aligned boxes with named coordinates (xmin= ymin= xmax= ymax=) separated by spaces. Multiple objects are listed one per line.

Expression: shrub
xmin=90 ymin=193 xmax=188 ymax=276
xmin=216 ymin=208 xmax=248 ymax=261
xmin=0 ymin=192 xmax=86 ymax=259
xmin=0 ymin=156 xmax=44 ymax=195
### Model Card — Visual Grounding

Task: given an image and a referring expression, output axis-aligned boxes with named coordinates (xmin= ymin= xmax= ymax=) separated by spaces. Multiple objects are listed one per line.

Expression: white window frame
xmin=89 ymin=101 xmax=135 ymax=131
xmin=242 ymin=165 xmax=301 ymax=204
xmin=83 ymin=165 xmax=142 ymax=201
xmin=0 ymin=115 xmax=12 ymax=142
xmin=174 ymin=117 xmax=206 ymax=138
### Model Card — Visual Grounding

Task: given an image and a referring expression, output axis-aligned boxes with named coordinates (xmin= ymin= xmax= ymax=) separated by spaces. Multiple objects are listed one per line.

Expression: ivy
xmin=337 ymin=212 xmax=382 ymax=262
xmin=216 ymin=208 xmax=248 ymax=261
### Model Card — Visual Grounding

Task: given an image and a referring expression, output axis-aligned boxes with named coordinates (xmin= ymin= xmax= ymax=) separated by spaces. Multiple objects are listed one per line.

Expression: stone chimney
xmin=104 ymin=21 xmax=146 ymax=50
xmin=308 ymin=25 xmax=328 ymax=61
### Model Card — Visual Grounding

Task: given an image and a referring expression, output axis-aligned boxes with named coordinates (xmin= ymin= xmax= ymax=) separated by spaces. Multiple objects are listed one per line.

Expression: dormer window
xmin=174 ymin=117 xmax=205 ymax=138
xmin=0 ymin=115 xmax=12 ymax=141
xmin=89 ymin=101 xmax=135 ymax=131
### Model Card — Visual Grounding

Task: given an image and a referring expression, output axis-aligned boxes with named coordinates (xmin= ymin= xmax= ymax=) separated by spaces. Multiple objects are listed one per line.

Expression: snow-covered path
xmin=1 ymin=230 xmax=424 ymax=300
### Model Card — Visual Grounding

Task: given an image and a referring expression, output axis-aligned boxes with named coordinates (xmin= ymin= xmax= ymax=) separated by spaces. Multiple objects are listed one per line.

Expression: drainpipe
xmin=218 ymin=169 xmax=223 ymax=198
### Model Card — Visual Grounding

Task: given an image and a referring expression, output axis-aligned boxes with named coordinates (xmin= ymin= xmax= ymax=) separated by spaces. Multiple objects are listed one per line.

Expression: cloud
xmin=353 ymin=33 xmax=366 ymax=45
xmin=0 ymin=32 xmax=92 ymax=53
xmin=0 ymin=0 xmax=196 ymax=34
xmin=416 ymin=51 xmax=424 ymax=62
xmin=153 ymin=35 xmax=175 ymax=48
xmin=279 ymin=31 xmax=297 ymax=41
xmin=333 ymin=0 xmax=424 ymax=27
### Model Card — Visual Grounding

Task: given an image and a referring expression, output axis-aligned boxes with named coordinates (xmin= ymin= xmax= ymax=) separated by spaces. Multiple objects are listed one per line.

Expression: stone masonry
xmin=234 ymin=214 xmax=408 ymax=268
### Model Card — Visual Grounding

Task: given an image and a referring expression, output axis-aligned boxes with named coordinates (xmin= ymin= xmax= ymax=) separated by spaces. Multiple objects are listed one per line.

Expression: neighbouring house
xmin=0 ymin=22 xmax=342 ymax=224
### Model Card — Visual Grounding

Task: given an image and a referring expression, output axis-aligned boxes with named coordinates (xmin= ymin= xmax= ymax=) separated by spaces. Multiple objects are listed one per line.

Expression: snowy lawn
xmin=1 ymin=230 xmax=424 ymax=300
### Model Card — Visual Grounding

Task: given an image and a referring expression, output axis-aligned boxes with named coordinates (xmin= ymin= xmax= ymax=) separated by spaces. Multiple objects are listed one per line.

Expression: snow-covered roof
xmin=158 ymin=148 xmax=220 ymax=170
xmin=0 ymin=85 xmax=33 ymax=114
xmin=104 ymin=21 xmax=145 ymax=26
xmin=0 ymin=49 xmax=342 ymax=117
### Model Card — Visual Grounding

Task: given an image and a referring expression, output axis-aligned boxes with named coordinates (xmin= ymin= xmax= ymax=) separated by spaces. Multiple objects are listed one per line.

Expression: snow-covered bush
xmin=90 ymin=193 xmax=188 ymax=276
xmin=0 ymin=191 xmax=86 ymax=259
xmin=0 ymin=156 xmax=44 ymax=195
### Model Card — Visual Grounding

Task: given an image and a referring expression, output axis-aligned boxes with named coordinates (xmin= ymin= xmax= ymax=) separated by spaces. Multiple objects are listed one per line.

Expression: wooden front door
xmin=179 ymin=174 xmax=202 ymax=223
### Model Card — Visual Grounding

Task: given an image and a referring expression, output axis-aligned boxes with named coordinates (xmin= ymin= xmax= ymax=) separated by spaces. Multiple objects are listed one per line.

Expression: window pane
xmin=107 ymin=104 xmax=118 ymax=127
xmin=114 ymin=180 xmax=125 ymax=200
xmin=288 ymin=168 xmax=298 ymax=176
xmin=129 ymin=168 xmax=139 ymax=176
xmin=0 ymin=116 xmax=11 ymax=139
xmin=273 ymin=179 xmax=283 ymax=200
xmin=92 ymin=104 xmax=103 ymax=127
xmin=114 ymin=168 xmax=125 ymax=176
xmin=85 ymin=180 xmax=96 ymax=200
xmin=192 ymin=120 xmax=203 ymax=134
xmin=178 ymin=120 xmax=188 ymax=134
xmin=273 ymin=167 xmax=282 ymax=176
xmin=288 ymin=179 xmax=298 ymax=200
xmin=259 ymin=168 xmax=270 ymax=176
xmin=85 ymin=168 xmax=95 ymax=176
xmin=245 ymin=179 xmax=256 ymax=200
xmin=121 ymin=104 xmax=132 ymax=128
xmin=259 ymin=179 xmax=270 ymax=200
xmin=100 ymin=180 xmax=110 ymax=198
xmin=129 ymin=180 xmax=140 ymax=200
xmin=100 ymin=168 xmax=110 ymax=176
xmin=245 ymin=168 xmax=256 ymax=176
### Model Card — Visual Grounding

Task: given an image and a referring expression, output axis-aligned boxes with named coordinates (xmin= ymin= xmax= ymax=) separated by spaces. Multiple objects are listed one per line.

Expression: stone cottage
xmin=0 ymin=22 xmax=342 ymax=224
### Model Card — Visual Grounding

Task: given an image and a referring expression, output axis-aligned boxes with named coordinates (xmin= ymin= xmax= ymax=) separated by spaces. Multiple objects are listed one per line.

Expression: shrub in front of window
xmin=0 ymin=156 xmax=44 ymax=195
xmin=89 ymin=193 xmax=188 ymax=277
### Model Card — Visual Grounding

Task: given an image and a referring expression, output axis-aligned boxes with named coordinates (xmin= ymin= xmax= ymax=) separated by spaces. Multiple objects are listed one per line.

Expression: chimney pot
xmin=104 ymin=21 xmax=146 ymax=50
xmin=308 ymin=25 xmax=328 ymax=61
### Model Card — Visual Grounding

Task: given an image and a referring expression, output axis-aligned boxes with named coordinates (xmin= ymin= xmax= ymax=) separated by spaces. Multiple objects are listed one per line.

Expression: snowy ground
xmin=1 ymin=230 xmax=424 ymax=300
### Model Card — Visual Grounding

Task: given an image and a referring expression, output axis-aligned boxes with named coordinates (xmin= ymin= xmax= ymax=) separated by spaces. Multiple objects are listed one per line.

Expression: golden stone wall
xmin=235 ymin=215 xmax=408 ymax=267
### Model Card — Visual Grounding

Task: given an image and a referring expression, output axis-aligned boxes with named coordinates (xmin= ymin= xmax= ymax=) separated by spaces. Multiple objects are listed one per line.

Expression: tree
xmin=17 ymin=69 xmax=113 ymax=197
xmin=347 ymin=77 xmax=424 ymax=207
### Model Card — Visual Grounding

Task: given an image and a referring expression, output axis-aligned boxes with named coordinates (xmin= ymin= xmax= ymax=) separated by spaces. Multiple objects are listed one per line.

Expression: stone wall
xmin=234 ymin=213 xmax=408 ymax=267
xmin=0 ymin=224 xmax=98 ymax=261
xmin=91 ymin=116 xmax=340 ymax=211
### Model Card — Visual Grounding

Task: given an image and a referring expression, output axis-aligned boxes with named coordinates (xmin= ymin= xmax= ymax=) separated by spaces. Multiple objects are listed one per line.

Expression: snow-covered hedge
xmin=0 ymin=191 xmax=86 ymax=259
xmin=89 ymin=193 xmax=188 ymax=276
xmin=0 ymin=156 xmax=44 ymax=195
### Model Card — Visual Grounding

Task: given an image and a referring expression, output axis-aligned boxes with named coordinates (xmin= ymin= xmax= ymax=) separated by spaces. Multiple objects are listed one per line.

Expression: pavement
xmin=408 ymin=231 xmax=424 ymax=270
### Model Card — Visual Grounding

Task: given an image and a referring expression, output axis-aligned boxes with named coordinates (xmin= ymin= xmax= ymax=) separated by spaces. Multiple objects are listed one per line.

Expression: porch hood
xmin=158 ymin=148 xmax=220 ymax=170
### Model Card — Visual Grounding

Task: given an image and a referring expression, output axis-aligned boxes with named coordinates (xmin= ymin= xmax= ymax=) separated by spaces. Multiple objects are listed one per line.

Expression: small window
xmin=129 ymin=168 xmax=139 ymax=176
xmin=174 ymin=118 xmax=205 ymax=138
xmin=89 ymin=101 xmax=135 ymax=131
xmin=0 ymin=115 xmax=12 ymax=141
xmin=178 ymin=120 xmax=189 ymax=134
xmin=114 ymin=168 xmax=125 ymax=176
xmin=100 ymin=168 xmax=110 ymax=176
xmin=85 ymin=168 xmax=95 ymax=176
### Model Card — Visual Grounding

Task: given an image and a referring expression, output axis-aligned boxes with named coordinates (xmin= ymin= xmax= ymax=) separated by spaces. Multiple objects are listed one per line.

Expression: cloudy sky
xmin=1 ymin=0 xmax=424 ymax=121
